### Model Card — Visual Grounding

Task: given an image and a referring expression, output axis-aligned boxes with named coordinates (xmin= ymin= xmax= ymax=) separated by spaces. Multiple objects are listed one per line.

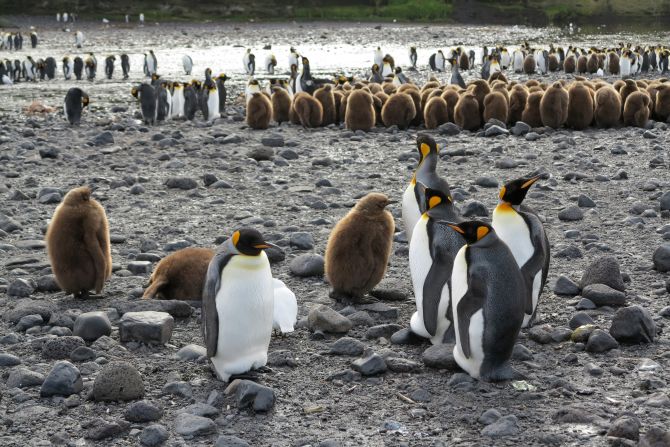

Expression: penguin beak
xmin=253 ymin=242 xmax=279 ymax=250
xmin=446 ymin=223 xmax=465 ymax=234
xmin=521 ymin=175 xmax=541 ymax=189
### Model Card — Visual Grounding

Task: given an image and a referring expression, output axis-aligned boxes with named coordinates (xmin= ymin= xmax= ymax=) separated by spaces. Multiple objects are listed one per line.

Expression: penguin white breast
xmin=207 ymin=89 xmax=219 ymax=121
xmin=492 ymin=206 xmax=533 ymax=268
xmin=401 ymin=182 xmax=420 ymax=242
xmin=450 ymin=246 xmax=485 ymax=379
xmin=212 ymin=253 xmax=274 ymax=381
xmin=272 ymin=278 xmax=297 ymax=333
xmin=408 ymin=215 xmax=431 ymax=339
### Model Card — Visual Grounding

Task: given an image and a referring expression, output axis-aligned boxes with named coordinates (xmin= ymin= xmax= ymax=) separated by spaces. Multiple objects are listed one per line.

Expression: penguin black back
xmin=64 ymin=87 xmax=89 ymax=125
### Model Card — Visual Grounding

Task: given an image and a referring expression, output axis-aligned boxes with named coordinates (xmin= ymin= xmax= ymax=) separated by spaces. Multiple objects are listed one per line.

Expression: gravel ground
xmin=0 ymin=19 xmax=669 ymax=447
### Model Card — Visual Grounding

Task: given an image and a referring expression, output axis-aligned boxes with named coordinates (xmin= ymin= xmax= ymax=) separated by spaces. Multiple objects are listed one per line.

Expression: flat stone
xmin=165 ymin=177 xmax=197 ymax=190
xmin=329 ymin=337 xmax=365 ymax=356
xmin=127 ymin=261 xmax=152 ymax=275
xmin=365 ymin=324 xmax=402 ymax=339
xmin=553 ymin=275 xmax=580 ymax=295
xmin=308 ymin=305 xmax=352 ymax=333
xmin=16 ymin=314 xmax=43 ymax=331
xmin=175 ymin=344 xmax=206 ymax=361
xmin=140 ymin=424 xmax=169 ymax=446
xmin=479 ymin=408 xmax=502 ymax=425
xmin=216 ymin=435 xmax=250 ymax=447
xmin=386 ymin=356 xmax=420 ymax=373
xmin=163 ymin=381 xmax=193 ymax=398
xmin=125 ymin=400 xmax=164 ymax=422
xmin=607 ymin=416 xmax=640 ymax=441
xmin=6 ymin=367 xmax=45 ymax=388
xmin=358 ymin=302 xmax=399 ymax=319
xmin=289 ymin=254 xmax=324 ymax=277
xmin=111 ymin=299 xmax=193 ymax=318
xmin=462 ymin=200 xmax=489 ymax=217
xmin=8 ymin=279 xmax=34 ymax=297
xmin=568 ymin=312 xmax=594 ymax=330
xmin=84 ymin=418 xmax=130 ymax=441
xmin=0 ymin=353 xmax=21 ymax=366
xmin=609 ymin=306 xmax=656 ymax=344
xmin=227 ymin=379 xmax=276 ymax=412
xmin=475 ymin=177 xmax=498 ymax=188
xmin=582 ymin=284 xmax=626 ymax=306
xmin=422 ymin=344 xmax=459 ymax=370
xmin=585 ymin=329 xmax=619 ymax=353
xmin=73 ymin=311 xmax=112 ymax=342
xmin=40 ymin=360 xmax=83 ymax=397
xmin=351 ymin=350 xmax=387 ymax=376
xmin=481 ymin=415 xmax=519 ymax=437
xmin=119 ymin=311 xmax=174 ymax=345
xmin=177 ymin=403 xmax=219 ymax=418
xmin=485 ymin=125 xmax=509 ymax=137
xmin=92 ymin=361 xmax=145 ymax=401
xmin=289 ymin=232 xmax=314 ymax=250
xmin=558 ymin=206 xmax=584 ymax=221
xmin=247 ymin=147 xmax=275 ymax=161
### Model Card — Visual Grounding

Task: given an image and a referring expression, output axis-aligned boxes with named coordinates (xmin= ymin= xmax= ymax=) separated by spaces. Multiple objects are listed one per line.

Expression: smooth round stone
xmin=73 ymin=311 xmax=112 ymax=342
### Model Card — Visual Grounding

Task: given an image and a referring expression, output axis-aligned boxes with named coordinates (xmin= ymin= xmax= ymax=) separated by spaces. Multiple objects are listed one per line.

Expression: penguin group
xmin=402 ymin=134 xmax=550 ymax=380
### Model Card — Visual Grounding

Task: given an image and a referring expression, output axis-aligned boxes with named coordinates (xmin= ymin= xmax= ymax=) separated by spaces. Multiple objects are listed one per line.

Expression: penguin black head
xmin=419 ymin=184 xmax=452 ymax=211
xmin=151 ymin=73 xmax=160 ymax=82
xmin=217 ymin=73 xmax=228 ymax=82
xmin=446 ymin=220 xmax=493 ymax=245
xmin=302 ymin=57 xmax=309 ymax=66
xmin=231 ymin=228 xmax=275 ymax=256
xmin=415 ymin=134 xmax=438 ymax=162
xmin=205 ymin=67 xmax=212 ymax=77
xmin=372 ymin=63 xmax=380 ymax=73
xmin=499 ymin=175 xmax=540 ymax=205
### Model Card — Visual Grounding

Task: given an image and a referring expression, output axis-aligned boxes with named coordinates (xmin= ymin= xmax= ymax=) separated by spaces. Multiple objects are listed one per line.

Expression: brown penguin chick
xmin=368 ymin=83 xmax=382 ymax=95
xmin=372 ymin=94 xmax=384 ymax=125
xmin=521 ymin=90 xmax=544 ymax=128
xmin=619 ymin=79 xmax=639 ymax=109
xmin=636 ymin=80 xmax=648 ymax=89
xmin=345 ymin=89 xmax=375 ymax=131
xmin=421 ymin=80 xmax=440 ymax=91
xmin=314 ymin=84 xmax=336 ymax=126
xmin=459 ymin=51 xmax=470 ymax=70
xmin=423 ymin=95 xmax=449 ymax=129
xmin=525 ymin=79 xmax=540 ymax=88
xmin=338 ymin=91 xmax=350 ymax=123
xmin=594 ymin=86 xmax=622 ymax=128
xmin=528 ymin=85 xmax=544 ymax=93
xmin=454 ymin=92 xmax=481 ymax=131
xmin=469 ymin=80 xmax=490 ymax=118
xmin=397 ymin=85 xmax=422 ymax=125
xmin=382 ymin=82 xmax=397 ymax=95
xmin=292 ymin=92 xmax=323 ymax=128
xmin=623 ymin=91 xmax=651 ymax=127
xmin=540 ymin=82 xmax=568 ymax=128
xmin=576 ymin=55 xmax=588 ymax=73
xmin=563 ymin=55 xmax=576 ymax=73
xmin=523 ymin=54 xmax=535 ymax=74
xmin=440 ymin=88 xmax=460 ymax=122
xmin=142 ymin=247 xmax=214 ymax=300
xmin=375 ymin=91 xmax=389 ymax=106
xmin=483 ymin=91 xmax=509 ymax=124
xmin=324 ymin=193 xmax=394 ymax=301
xmin=654 ymin=84 xmax=670 ymax=122
xmin=333 ymin=90 xmax=344 ymax=123
xmin=46 ymin=186 xmax=112 ymax=298
xmin=381 ymin=92 xmax=415 ymax=129
xmin=566 ymin=82 xmax=594 ymax=130
xmin=612 ymin=79 xmax=625 ymax=91
xmin=246 ymin=92 xmax=273 ymax=130
xmin=608 ymin=52 xmax=620 ymax=74
xmin=488 ymin=71 xmax=508 ymax=84
xmin=271 ymin=87 xmax=291 ymax=124
xmin=548 ymin=53 xmax=559 ymax=71
xmin=586 ymin=53 xmax=599 ymax=73
xmin=508 ymin=85 xmax=529 ymax=124
xmin=491 ymin=82 xmax=510 ymax=106
xmin=420 ymin=88 xmax=436 ymax=113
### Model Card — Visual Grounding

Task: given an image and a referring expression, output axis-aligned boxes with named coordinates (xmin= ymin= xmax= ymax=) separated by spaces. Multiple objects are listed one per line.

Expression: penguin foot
xmin=481 ymin=364 xmax=526 ymax=382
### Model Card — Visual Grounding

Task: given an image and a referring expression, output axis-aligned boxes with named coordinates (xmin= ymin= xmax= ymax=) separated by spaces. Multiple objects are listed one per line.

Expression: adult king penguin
xmin=243 ymin=49 xmax=256 ymax=75
xmin=104 ymin=55 xmax=115 ymax=79
xmin=409 ymin=186 xmax=464 ymax=345
xmin=265 ymin=53 xmax=277 ymax=74
xmin=144 ymin=50 xmax=157 ymax=77
xmin=202 ymin=229 xmax=276 ymax=382
xmin=64 ymin=87 xmax=89 ymax=125
xmin=409 ymin=46 xmax=418 ymax=69
xmin=288 ymin=47 xmax=300 ymax=68
xmin=132 ymin=83 xmax=157 ymax=125
xmin=201 ymin=70 xmax=219 ymax=122
xmin=402 ymin=134 xmax=451 ymax=243
xmin=120 ymin=54 xmax=130 ymax=79
xmin=492 ymin=175 xmax=549 ymax=328
xmin=447 ymin=220 xmax=526 ymax=381
xmin=182 ymin=55 xmax=193 ymax=75
xmin=449 ymin=57 xmax=466 ymax=89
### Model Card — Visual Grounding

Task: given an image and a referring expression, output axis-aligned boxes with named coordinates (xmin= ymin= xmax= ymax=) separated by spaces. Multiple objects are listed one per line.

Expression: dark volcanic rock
xmin=40 ymin=361 xmax=83 ymax=397
xmin=289 ymin=254 xmax=325 ymax=277
xmin=580 ymin=256 xmax=625 ymax=291
xmin=42 ymin=336 xmax=86 ymax=359
xmin=124 ymin=400 xmax=164 ymax=422
xmin=308 ymin=305 xmax=352 ymax=333
xmin=609 ymin=306 xmax=656 ymax=344
xmin=227 ymin=379 xmax=276 ymax=412
xmin=581 ymin=284 xmax=626 ymax=306
xmin=422 ymin=344 xmax=459 ymax=370
xmin=652 ymin=244 xmax=670 ymax=272
xmin=585 ymin=329 xmax=619 ymax=353
xmin=73 ymin=311 xmax=112 ymax=341
xmin=92 ymin=361 xmax=145 ymax=401
xmin=111 ymin=300 xmax=193 ymax=318
xmin=351 ymin=350 xmax=387 ymax=376
xmin=119 ymin=311 xmax=174 ymax=344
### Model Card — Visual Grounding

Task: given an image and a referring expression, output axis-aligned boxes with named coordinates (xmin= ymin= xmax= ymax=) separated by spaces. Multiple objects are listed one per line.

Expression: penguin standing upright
xmin=75 ymin=30 xmax=84 ymax=48
xmin=84 ymin=53 xmax=96 ymax=81
xmin=215 ymin=74 xmax=228 ymax=114
xmin=30 ymin=32 xmax=37 ymax=49
xmin=409 ymin=46 xmax=418 ymax=69
xmin=448 ymin=220 xmax=526 ymax=382
xmin=449 ymin=57 xmax=466 ymax=89
xmin=144 ymin=50 xmax=157 ymax=77
xmin=299 ymin=57 xmax=315 ymax=94
xmin=374 ymin=46 xmax=384 ymax=68
xmin=183 ymin=81 xmax=200 ymax=120
xmin=182 ymin=55 xmax=193 ymax=75
xmin=402 ymin=134 xmax=452 ymax=242
xmin=435 ymin=50 xmax=446 ymax=72
xmin=64 ymin=87 xmax=89 ymax=125
xmin=132 ymin=83 xmax=157 ymax=125
xmin=288 ymin=47 xmax=300 ymax=68
xmin=409 ymin=186 xmax=464 ymax=344
xmin=104 ymin=55 xmax=115 ymax=79
xmin=171 ymin=81 xmax=185 ymax=118
xmin=492 ymin=176 xmax=549 ymax=328
xmin=202 ymin=229 xmax=276 ymax=382
xmin=265 ymin=53 xmax=277 ymax=74
xmin=73 ymin=56 xmax=83 ymax=80
xmin=156 ymin=81 xmax=172 ymax=121
xmin=120 ymin=54 xmax=130 ymax=79
xmin=201 ymin=68 xmax=219 ymax=122
xmin=243 ymin=49 xmax=255 ymax=75
xmin=369 ymin=64 xmax=384 ymax=83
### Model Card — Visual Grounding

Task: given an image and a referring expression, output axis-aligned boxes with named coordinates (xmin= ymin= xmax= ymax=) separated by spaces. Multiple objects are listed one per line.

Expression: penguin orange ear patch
xmin=428 ymin=196 xmax=441 ymax=209
xmin=476 ymin=226 xmax=489 ymax=240
xmin=499 ymin=186 xmax=506 ymax=200
xmin=420 ymin=143 xmax=431 ymax=158
xmin=232 ymin=231 xmax=240 ymax=246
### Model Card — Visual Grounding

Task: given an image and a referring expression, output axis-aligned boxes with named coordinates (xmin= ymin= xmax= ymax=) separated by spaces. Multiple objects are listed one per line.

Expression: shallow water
xmin=1 ymin=20 xmax=669 ymax=113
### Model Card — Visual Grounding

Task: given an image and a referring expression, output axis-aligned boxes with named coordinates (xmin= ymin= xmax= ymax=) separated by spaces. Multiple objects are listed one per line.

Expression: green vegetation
xmin=293 ymin=0 xmax=452 ymax=21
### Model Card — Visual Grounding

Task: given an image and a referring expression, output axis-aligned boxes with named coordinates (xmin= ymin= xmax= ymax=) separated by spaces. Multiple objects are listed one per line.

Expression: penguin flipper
xmin=457 ymin=266 xmax=487 ymax=359
xmin=202 ymin=250 xmax=234 ymax=357
xmin=518 ymin=211 xmax=550 ymax=316
xmin=422 ymin=262 xmax=452 ymax=337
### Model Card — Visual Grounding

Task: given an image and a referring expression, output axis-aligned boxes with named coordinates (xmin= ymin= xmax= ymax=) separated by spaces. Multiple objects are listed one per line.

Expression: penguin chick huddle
xmin=44 ymin=188 xmax=298 ymax=383
xmin=247 ymin=72 xmax=670 ymax=133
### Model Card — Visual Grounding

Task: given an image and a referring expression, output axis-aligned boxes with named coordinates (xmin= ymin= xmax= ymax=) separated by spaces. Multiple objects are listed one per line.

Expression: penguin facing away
xmin=447 ymin=220 xmax=526 ymax=382
xmin=143 ymin=247 xmax=215 ymax=300
xmin=401 ymin=134 xmax=452 ymax=243
xmin=202 ymin=229 xmax=276 ymax=382
xmin=120 ymin=54 xmax=130 ymax=79
xmin=132 ymin=83 xmax=157 ymax=125
xmin=64 ymin=87 xmax=89 ymax=125
xmin=492 ymin=175 xmax=550 ymax=328
xmin=409 ymin=186 xmax=465 ymax=345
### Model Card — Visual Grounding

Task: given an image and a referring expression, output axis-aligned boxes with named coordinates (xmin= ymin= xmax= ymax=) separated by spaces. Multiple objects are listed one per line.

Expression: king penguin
xmin=64 ymin=87 xmax=89 ymax=125
xmin=243 ymin=49 xmax=255 ymax=75
xmin=120 ymin=54 xmax=130 ymax=79
xmin=402 ymin=134 xmax=451 ymax=243
xmin=409 ymin=186 xmax=465 ymax=345
xmin=171 ymin=81 xmax=185 ymax=118
xmin=63 ymin=56 xmax=74 ymax=80
xmin=202 ymin=229 xmax=276 ymax=382
xmin=409 ymin=46 xmax=418 ymax=69
xmin=132 ymin=83 xmax=157 ymax=125
xmin=492 ymin=175 xmax=549 ymax=328
xmin=156 ymin=81 xmax=172 ymax=121
xmin=73 ymin=56 xmax=83 ymax=80
xmin=447 ymin=220 xmax=526 ymax=382
xmin=449 ymin=57 xmax=466 ymax=89
xmin=144 ymin=50 xmax=157 ymax=77
xmin=182 ymin=54 xmax=193 ymax=75
xmin=104 ymin=55 xmax=115 ymax=79
xmin=215 ymin=73 xmax=228 ymax=114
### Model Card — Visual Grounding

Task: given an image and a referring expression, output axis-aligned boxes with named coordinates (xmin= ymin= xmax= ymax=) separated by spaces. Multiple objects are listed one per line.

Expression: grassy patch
xmin=294 ymin=0 xmax=452 ymax=21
